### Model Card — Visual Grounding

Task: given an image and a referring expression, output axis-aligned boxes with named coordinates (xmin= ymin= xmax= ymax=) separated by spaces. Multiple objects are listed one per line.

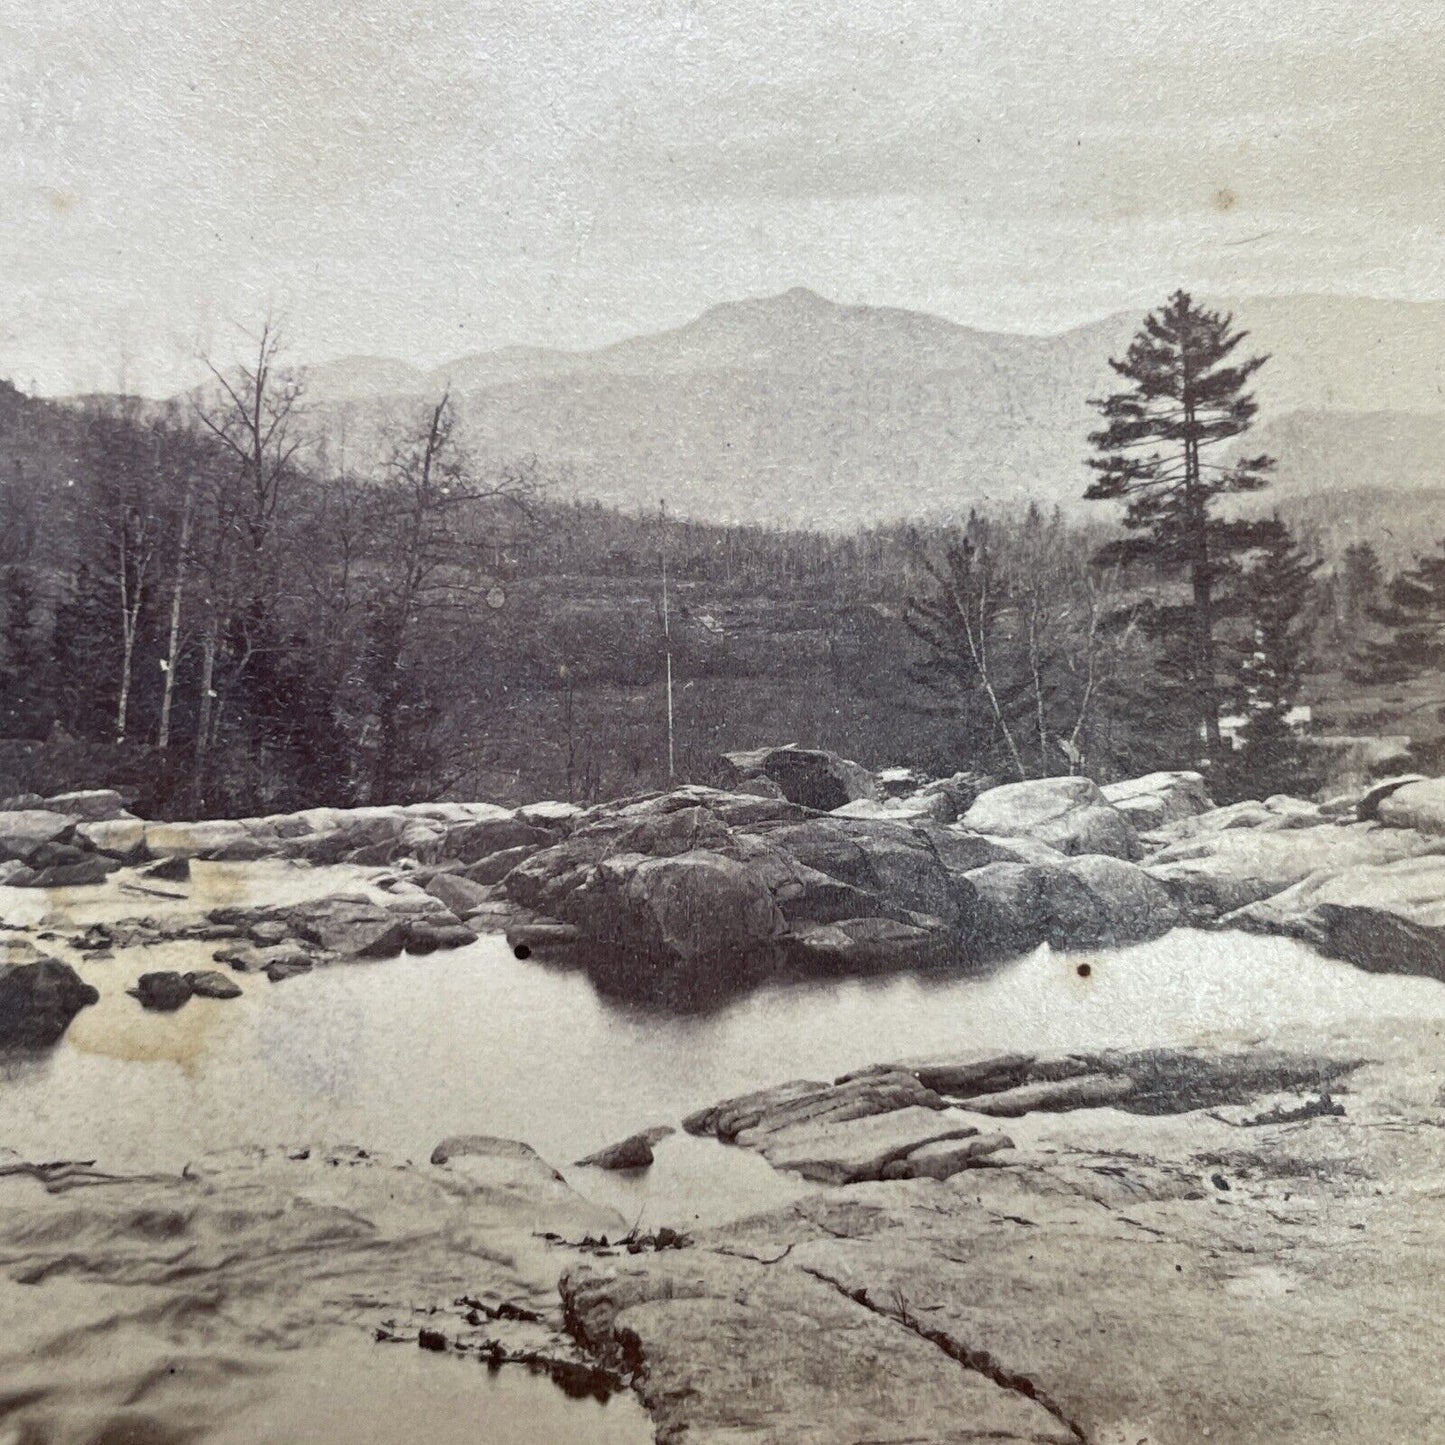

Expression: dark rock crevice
xmin=797 ymin=1263 xmax=1092 ymax=1445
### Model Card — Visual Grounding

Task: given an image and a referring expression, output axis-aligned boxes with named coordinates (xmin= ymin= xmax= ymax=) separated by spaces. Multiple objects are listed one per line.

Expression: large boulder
xmin=719 ymin=745 xmax=879 ymax=811
xmin=423 ymin=870 xmax=496 ymax=916
xmin=575 ymin=1126 xmax=673 ymax=1171
xmin=586 ymin=848 xmax=787 ymax=973
xmin=129 ymin=971 xmax=193 ymax=1011
xmin=463 ymin=843 xmax=541 ymax=885
xmin=283 ymin=895 xmax=412 ymax=958
xmin=14 ymin=854 xmax=117 ymax=888
xmin=1353 ymin=774 xmax=1430 ymax=822
xmin=753 ymin=816 xmax=974 ymax=929
xmin=403 ymin=916 xmax=478 ymax=952
xmin=75 ymin=816 xmax=150 ymax=859
xmin=185 ymin=970 xmax=243 ymax=999
xmin=0 ymin=958 xmax=99 ymax=1045
xmin=443 ymin=815 xmax=556 ymax=863
xmin=1227 ymin=853 xmax=1445 ymax=980
xmin=0 ymin=810 xmax=76 ymax=863
xmin=961 ymin=777 xmax=1139 ymax=859
xmin=42 ymin=789 xmax=132 ymax=821
xmin=1376 ymin=778 xmax=1445 ymax=836
xmin=1057 ymin=853 xmax=1182 ymax=944
xmin=967 ymin=853 xmax=1177 ymax=953
xmin=502 ymin=836 xmax=604 ymax=920
xmin=514 ymin=800 xmax=584 ymax=832
xmin=1101 ymin=771 xmax=1213 ymax=831
xmin=1145 ymin=793 xmax=1322 ymax=845
xmin=966 ymin=860 xmax=1111 ymax=953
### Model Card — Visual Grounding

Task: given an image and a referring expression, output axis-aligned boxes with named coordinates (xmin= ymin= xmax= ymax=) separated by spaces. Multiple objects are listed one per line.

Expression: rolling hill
xmin=292 ymin=288 xmax=1445 ymax=526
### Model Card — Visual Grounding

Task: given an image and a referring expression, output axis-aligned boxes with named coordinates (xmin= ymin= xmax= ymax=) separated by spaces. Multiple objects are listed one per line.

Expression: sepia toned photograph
xmin=2 ymin=2 xmax=1444 ymax=1441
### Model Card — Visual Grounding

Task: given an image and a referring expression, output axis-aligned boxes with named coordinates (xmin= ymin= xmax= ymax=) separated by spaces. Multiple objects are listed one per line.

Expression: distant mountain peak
xmin=292 ymin=291 xmax=1445 ymax=528
xmin=770 ymin=285 xmax=831 ymax=306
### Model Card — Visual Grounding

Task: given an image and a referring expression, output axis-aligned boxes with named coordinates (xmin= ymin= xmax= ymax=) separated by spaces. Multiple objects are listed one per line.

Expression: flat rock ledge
xmin=0 ymin=1137 xmax=631 ymax=1445
xmin=567 ymin=1021 xmax=1445 ymax=1444
xmin=682 ymin=1044 xmax=1364 ymax=1185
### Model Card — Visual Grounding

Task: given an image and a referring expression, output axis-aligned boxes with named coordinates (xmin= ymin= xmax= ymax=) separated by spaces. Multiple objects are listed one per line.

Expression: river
xmin=5 ymin=861 xmax=1445 ymax=1442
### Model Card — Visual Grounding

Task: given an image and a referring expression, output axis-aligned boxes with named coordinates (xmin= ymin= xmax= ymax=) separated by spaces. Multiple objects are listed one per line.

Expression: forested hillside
xmin=5 ymin=294 xmax=1443 ymax=817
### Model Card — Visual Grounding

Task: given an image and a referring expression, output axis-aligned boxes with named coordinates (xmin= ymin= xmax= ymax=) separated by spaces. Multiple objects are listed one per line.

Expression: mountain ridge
xmin=245 ymin=288 xmax=1445 ymax=526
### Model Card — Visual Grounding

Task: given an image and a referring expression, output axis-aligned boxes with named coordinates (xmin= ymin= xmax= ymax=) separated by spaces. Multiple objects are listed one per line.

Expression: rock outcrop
xmin=1227 ymin=853 xmax=1445 ymax=979
xmin=497 ymin=786 xmax=1014 ymax=1001
xmin=1142 ymin=807 xmax=1445 ymax=921
xmin=0 ymin=1140 xmax=627 ymax=1445
xmin=719 ymin=744 xmax=880 ymax=811
xmin=565 ymin=1026 xmax=1431 ymax=1445
xmin=1101 ymin=769 xmax=1214 ymax=830
xmin=0 ymin=809 xmax=80 ymax=863
xmin=961 ymin=775 xmax=1141 ymax=859
xmin=562 ymin=1251 xmax=1078 ymax=1444
xmin=684 ymin=1045 xmax=1361 ymax=1187
xmin=211 ymin=892 xmax=477 ymax=966
xmin=12 ymin=760 xmax=1445 ymax=999
xmin=1375 ymin=776 xmax=1445 ymax=835
xmin=0 ymin=957 xmax=99 ymax=1045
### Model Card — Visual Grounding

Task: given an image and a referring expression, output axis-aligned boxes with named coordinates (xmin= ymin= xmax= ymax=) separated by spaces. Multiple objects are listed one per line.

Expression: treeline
xmin=0 ymin=331 xmax=544 ymax=814
xmin=2 ymin=300 xmax=1442 ymax=815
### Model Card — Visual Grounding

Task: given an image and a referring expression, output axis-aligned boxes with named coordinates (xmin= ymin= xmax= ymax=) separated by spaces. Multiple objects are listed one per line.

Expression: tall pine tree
xmin=1087 ymin=291 xmax=1275 ymax=759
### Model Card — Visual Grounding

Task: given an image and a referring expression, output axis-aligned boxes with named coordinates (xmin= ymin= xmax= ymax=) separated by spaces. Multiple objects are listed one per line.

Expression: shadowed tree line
xmin=0 ymin=300 xmax=1438 ymax=815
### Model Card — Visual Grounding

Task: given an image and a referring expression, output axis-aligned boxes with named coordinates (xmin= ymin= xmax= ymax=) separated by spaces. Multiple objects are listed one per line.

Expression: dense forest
xmin=1 ymin=300 xmax=1441 ymax=818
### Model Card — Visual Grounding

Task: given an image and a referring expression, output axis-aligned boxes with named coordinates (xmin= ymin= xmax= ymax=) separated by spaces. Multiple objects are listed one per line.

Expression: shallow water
xmin=208 ymin=1341 xmax=653 ymax=1445
xmin=6 ymin=861 xmax=1445 ymax=1229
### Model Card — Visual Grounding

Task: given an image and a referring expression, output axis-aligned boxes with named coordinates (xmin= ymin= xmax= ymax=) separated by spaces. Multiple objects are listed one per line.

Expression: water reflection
xmin=209 ymin=1338 xmax=652 ymax=1445
xmin=5 ymin=893 xmax=1445 ymax=1228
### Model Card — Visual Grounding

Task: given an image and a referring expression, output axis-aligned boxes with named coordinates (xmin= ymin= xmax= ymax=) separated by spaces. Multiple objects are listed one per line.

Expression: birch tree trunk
xmin=157 ymin=475 xmax=195 ymax=749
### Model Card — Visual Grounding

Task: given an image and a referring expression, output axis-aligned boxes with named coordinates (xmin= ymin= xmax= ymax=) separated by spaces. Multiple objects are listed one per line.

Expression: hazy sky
xmin=4 ymin=0 xmax=1444 ymax=394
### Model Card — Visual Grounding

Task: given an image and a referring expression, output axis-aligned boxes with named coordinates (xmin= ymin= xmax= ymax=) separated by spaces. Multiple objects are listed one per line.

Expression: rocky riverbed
xmin=3 ymin=753 xmax=1445 ymax=1441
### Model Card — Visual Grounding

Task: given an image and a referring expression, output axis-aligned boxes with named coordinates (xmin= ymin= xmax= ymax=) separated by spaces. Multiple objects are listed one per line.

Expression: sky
xmin=4 ymin=0 xmax=1445 ymax=395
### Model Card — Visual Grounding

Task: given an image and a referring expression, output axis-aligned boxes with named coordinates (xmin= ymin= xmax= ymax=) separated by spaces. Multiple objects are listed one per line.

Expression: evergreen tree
xmin=1339 ymin=541 xmax=1383 ymax=628
xmin=1086 ymin=291 xmax=1275 ymax=759
xmin=1228 ymin=519 xmax=1321 ymax=798
xmin=49 ymin=564 xmax=115 ymax=737
xmin=1349 ymin=538 xmax=1445 ymax=687
xmin=0 ymin=566 xmax=43 ymax=735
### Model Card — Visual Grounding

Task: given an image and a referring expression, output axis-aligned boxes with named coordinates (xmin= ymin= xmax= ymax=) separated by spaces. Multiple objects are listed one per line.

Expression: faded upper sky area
xmin=3 ymin=0 xmax=1444 ymax=394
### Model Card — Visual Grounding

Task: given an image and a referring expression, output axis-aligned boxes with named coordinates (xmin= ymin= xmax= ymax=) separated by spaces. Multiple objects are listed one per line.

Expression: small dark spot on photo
xmin=1076 ymin=963 xmax=1092 ymax=979
xmin=513 ymin=943 xmax=532 ymax=960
